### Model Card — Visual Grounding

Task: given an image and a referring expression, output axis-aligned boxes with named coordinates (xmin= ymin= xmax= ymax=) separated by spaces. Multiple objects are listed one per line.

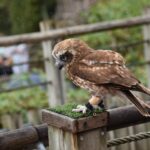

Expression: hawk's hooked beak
xmin=55 ymin=60 xmax=65 ymax=70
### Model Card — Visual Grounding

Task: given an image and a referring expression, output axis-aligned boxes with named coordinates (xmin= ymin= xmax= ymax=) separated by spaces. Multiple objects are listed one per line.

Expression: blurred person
xmin=3 ymin=55 xmax=13 ymax=75
xmin=0 ymin=54 xmax=4 ymax=76
xmin=13 ymin=44 xmax=29 ymax=74
xmin=6 ymin=44 xmax=29 ymax=74
xmin=0 ymin=47 xmax=13 ymax=76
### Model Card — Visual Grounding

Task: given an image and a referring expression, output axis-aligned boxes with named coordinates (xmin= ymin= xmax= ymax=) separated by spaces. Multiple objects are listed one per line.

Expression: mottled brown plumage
xmin=52 ymin=38 xmax=150 ymax=117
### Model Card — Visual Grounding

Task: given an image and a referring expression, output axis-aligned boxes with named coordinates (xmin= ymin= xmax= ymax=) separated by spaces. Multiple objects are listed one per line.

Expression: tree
xmin=0 ymin=0 xmax=11 ymax=34
xmin=0 ymin=7 xmax=11 ymax=34
xmin=0 ymin=0 xmax=56 ymax=34
xmin=54 ymin=0 xmax=97 ymax=26
xmin=9 ymin=0 xmax=42 ymax=34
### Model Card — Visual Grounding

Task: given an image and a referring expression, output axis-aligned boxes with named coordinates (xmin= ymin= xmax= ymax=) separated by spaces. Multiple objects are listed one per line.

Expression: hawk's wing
xmin=71 ymin=50 xmax=139 ymax=88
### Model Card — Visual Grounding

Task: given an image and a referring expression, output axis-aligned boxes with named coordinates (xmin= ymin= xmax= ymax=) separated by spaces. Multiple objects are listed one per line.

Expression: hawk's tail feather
xmin=122 ymin=90 xmax=150 ymax=117
xmin=136 ymin=83 xmax=150 ymax=95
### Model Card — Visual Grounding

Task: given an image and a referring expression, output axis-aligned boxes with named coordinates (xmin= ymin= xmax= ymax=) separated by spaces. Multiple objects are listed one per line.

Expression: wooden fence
xmin=0 ymin=15 xmax=150 ymax=46
xmin=1 ymin=104 xmax=150 ymax=150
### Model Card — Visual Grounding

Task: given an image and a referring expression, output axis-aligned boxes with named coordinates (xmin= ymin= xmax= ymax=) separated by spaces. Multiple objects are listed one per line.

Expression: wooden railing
xmin=1 ymin=104 xmax=150 ymax=150
xmin=0 ymin=15 xmax=150 ymax=46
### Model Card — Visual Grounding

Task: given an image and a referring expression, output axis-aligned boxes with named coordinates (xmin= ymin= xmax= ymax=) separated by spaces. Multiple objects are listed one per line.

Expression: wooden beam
xmin=1 ymin=104 xmax=150 ymax=149
xmin=42 ymin=110 xmax=108 ymax=150
xmin=0 ymin=103 xmax=150 ymax=150
xmin=0 ymin=16 xmax=150 ymax=46
xmin=107 ymin=104 xmax=150 ymax=131
xmin=143 ymin=8 xmax=150 ymax=88
xmin=42 ymin=110 xmax=107 ymax=133
xmin=0 ymin=81 xmax=51 ymax=93
xmin=0 ymin=124 xmax=48 ymax=150
xmin=40 ymin=21 xmax=66 ymax=106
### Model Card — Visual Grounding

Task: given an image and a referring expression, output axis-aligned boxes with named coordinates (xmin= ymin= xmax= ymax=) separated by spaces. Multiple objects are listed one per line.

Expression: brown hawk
xmin=52 ymin=38 xmax=150 ymax=117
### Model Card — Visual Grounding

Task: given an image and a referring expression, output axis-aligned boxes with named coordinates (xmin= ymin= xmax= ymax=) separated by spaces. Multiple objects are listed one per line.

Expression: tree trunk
xmin=54 ymin=0 xmax=97 ymax=27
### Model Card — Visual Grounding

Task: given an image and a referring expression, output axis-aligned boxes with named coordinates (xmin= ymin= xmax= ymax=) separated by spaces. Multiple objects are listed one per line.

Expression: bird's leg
xmin=98 ymin=100 xmax=106 ymax=110
xmin=72 ymin=96 xmax=102 ymax=114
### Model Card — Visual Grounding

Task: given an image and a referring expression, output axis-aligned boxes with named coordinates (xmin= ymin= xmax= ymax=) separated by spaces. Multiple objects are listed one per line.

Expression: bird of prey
xmin=52 ymin=38 xmax=150 ymax=117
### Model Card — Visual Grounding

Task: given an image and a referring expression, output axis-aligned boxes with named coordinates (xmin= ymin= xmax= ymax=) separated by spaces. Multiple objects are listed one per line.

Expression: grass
xmin=49 ymin=103 xmax=105 ymax=119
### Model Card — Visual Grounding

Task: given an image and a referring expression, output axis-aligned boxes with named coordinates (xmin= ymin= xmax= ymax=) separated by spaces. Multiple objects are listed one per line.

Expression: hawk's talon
xmin=93 ymin=112 xmax=97 ymax=116
xmin=72 ymin=105 xmax=88 ymax=114
xmin=98 ymin=100 xmax=106 ymax=110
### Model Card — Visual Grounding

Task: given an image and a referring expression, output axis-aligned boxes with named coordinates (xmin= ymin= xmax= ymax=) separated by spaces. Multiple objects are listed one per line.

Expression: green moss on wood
xmin=49 ymin=103 xmax=105 ymax=119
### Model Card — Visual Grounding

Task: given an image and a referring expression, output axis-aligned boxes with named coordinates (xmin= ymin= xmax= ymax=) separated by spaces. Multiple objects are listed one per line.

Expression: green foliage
xmin=50 ymin=103 xmax=104 ymax=119
xmin=82 ymin=0 xmax=150 ymax=47
xmin=85 ymin=0 xmax=150 ymax=22
xmin=9 ymin=0 xmax=42 ymax=34
xmin=0 ymin=6 xmax=11 ymax=34
xmin=0 ymin=0 xmax=12 ymax=34
xmin=41 ymin=0 xmax=56 ymax=19
xmin=0 ymin=0 xmax=56 ymax=34
xmin=0 ymin=87 xmax=48 ymax=115
xmin=67 ymin=88 xmax=89 ymax=104
xmin=0 ymin=70 xmax=48 ymax=115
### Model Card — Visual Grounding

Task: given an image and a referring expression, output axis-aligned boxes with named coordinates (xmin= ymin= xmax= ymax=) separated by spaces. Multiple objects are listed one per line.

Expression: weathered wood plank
xmin=0 ymin=16 xmax=150 ymax=46
xmin=143 ymin=8 xmax=150 ymax=88
xmin=0 ymin=124 xmax=48 ymax=150
xmin=45 ymin=110 xmax=108 ymax=150
xmin=145 ymin=122 xmax=150 ymax=149
xmin=48 ymin=126 xmax=78 ymax=150
xmin=42 ymin=110 xmax=77 ymax=132
xmin=77 ymin=128 xmax=107 ymax=150
xmin=1 ymin=114 xmax=16 ymax=129
xmin=77 ymin=112 xmax=107 ymax=133
xmin=0 ymin=126 xmax=38 ymax=150
xmin=48 ymin=126 xmax=107 ymax=150
xmin=114 ymin=128 xmax=130 ymax=150
xmin=27 ymin=109 xmax=40 ymax=124
xmin=107 ymin=103 xmax=150 ymax=131
xmin=42 ymin=109 xmax=108 ymax=133
xmin=40 ymin=21 xmax=66 ymax=106
xmin=134 ymin=123 xmax=148 ymax=150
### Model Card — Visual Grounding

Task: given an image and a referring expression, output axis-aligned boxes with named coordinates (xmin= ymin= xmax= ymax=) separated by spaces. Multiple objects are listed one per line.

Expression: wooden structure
xmin=40 ymin=21 xmax=66 ymax=106
xmin=42 ymin=110 xmax=108 ymax=150
xmin=0 ymin=15 xmax=150 ymax=46
xmin=143 ymin=8 xmax=150 ymax=88
xmin=41 ymin=103 xmax=150 ymax=150
xmin=0 ymin=124 xmax=48 ymax=150
xmin=1 ymin=104 xmax=150 ymax=149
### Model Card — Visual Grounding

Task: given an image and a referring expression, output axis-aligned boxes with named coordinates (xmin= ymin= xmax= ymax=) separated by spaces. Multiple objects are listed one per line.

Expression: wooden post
xmin=1 ymin=114 xmax=16 ymax=129
xmin=40 ymin=21 xmax=66 ymax=106
xmin=27 ymin=109 xmax=40 ymax=124
xmin=42 ymin=110 xmax=108 ymax=150
xmin=13 ymin=113 xmax=24 ymax=128
xmin=143 ymin=7 xmax=150 ymax=88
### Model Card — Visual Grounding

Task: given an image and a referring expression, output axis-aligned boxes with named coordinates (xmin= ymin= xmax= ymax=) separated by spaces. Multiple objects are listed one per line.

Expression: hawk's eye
xmin=60 ymin=52 xmax=73 ymax=62
xmin=60 ymin=54 xmax=67 ymax=61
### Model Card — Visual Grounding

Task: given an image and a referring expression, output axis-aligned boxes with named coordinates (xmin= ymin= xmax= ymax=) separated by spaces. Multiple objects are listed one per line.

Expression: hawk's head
xmin=52 ymin=38 xmax=91 ymax=70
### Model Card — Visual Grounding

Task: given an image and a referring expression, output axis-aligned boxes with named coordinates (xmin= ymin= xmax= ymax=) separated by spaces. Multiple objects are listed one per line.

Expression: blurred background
xmin=0 ymin=0 xmax=150 ymax=149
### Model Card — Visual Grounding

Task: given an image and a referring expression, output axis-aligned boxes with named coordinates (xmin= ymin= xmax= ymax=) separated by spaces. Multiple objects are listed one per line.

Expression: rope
xmin=107 ymin=131 xmax=150 ymax=147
